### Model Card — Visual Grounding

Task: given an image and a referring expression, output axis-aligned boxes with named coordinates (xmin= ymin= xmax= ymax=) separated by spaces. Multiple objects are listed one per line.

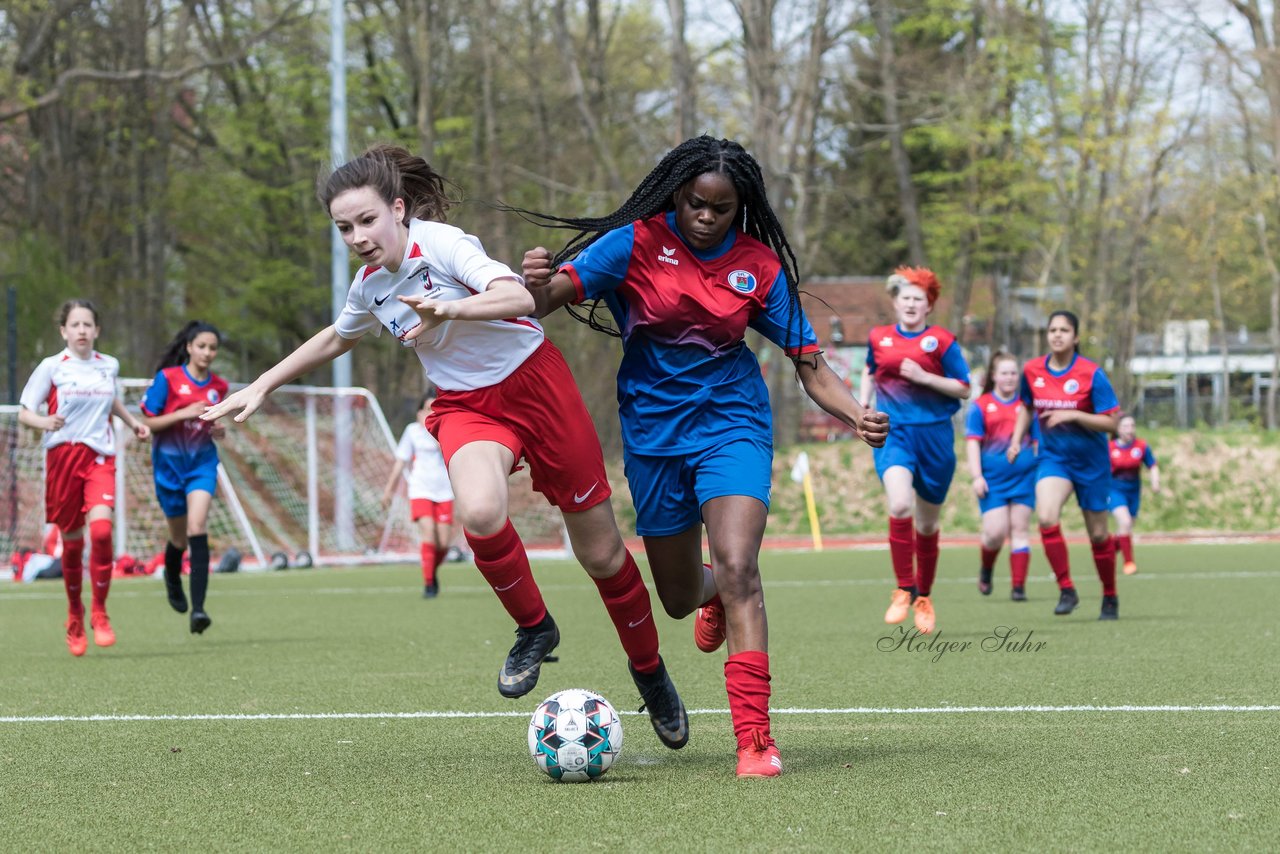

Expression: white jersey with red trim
xmin=334 ymin=219 xmax=542 ymax=391
xmin=19 ymin=349 xmax=121 ymax=455
xmin=395 ymin=421 xmax=453 ymax=501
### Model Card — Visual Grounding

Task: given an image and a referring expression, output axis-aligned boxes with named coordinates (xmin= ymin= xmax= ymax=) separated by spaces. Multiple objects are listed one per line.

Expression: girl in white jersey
xmin=203 ymin=145 xmax=689 ymax=751
xmin=18 ymin=300 xmax=151 ymax=656
xmin=382 ymin=390 xmax=454 ymax=598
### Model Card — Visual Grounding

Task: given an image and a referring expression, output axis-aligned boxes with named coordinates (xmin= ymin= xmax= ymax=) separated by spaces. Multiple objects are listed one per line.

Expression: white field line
xmin=2 ymin=704 xmax=1278 ymax=724
xmin=4 ymin=569 xmax=1280 ymax=603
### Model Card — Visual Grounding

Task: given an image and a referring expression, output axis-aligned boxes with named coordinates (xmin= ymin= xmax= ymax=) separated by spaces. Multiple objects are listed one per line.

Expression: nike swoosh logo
xmin=573 ymin=483 xmax=599 ymax=504
xmin=627 ymin=612 xmax=651 ymax=629
xmin=373 ymin=293 xmax=390 ymax=306
xmin=493 ymin=578 xmax=522 ymax=592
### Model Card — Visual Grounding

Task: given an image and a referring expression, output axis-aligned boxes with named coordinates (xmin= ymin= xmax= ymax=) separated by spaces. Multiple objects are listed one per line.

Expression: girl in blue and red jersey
xmin=138 ymin=321 xmax=229 ymax=634
xmin=18 ymin=299 xmax=151 ymax=656
xmin=1109 ymin=414 xmax=1160 ymax=575
xmin=859 ymin=269 xmax=971 ymax=635
xmin=964 ymin=351 xmax=1036 ymax=600
xmin=518 ymin=136 xmax=889 ymax=779
xmin=1010 ymin=310 xmax=1122 ymax=619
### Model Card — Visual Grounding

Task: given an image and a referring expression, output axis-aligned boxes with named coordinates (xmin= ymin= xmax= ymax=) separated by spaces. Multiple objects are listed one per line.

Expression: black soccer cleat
xmin=190 ymin=610 xmax=212 ymax=634
xmin=1011 ymin=586 xmax=1027 ymax=602
xmin=978 ymin=567 xmax=993 ymax=596
xmin=498 ymin=613 xmax=559 ymax=699
xmin=1099 ymin=594 xmax=1119 ymax=621
xmin=163 ymin=567 xmax=188 ymax=614
xmin=629 ymin=656 xmax=689 ymax=750
xmin=423 ymin=579 xmax=439 ymax=599
xmin=1054 ymin=587 xmax=1080 ymax=616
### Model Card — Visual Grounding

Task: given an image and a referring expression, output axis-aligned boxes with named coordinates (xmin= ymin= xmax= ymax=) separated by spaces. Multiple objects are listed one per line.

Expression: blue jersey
xmin=141 ymin=366 xmax=227 ymax=491
xmin=865 ymin=325 xmax=970 ymax=425
xmin=561 ymin=212 xmax=819 ymax=455
xmin=965 ymin=391 xmax=1037 ymax=491
xmin=1020 ymin=354 xmax=1119 ymax=475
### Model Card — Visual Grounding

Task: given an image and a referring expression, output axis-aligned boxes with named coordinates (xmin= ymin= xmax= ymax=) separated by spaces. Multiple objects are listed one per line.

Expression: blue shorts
xmin=624 ymin=437 xmax=772 ymax=537
xmin=1109 ymin=481 xmax=1142 ymax=517
xmin=1036 ymin=457 xmax=1111 ymax=513
xmin=873 ymin=421 xmax=956 ymax=505
xmin=979 ymin=478 xmax=1036 ymax=514
xmin=155 ymin=471 xmax=219 ymax=519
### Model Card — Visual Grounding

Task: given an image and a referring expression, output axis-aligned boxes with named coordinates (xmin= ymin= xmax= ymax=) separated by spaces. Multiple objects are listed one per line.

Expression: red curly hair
xmin=886 ymin=266 xmax=941 ymax=307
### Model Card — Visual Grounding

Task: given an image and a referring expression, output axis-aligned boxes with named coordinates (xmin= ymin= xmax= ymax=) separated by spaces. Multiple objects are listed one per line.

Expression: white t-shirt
xmin=394 ymin=421 xmax=453 ymax=501
xmin=19 ymin=349 xmax=121 ymax=456
xmin=335 ymin=219 xmax=543 ymax=391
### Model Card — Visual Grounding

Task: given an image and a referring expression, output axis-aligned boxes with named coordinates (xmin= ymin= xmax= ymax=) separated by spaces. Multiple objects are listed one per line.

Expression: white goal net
xmin=2 ymin=382 xmax=569 ymax=569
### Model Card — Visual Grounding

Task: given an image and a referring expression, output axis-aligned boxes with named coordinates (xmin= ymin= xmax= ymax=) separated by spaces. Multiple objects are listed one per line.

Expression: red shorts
xmin=426 ymin=340 xmax=611 ymax=512
xmin=45 ymin=443 xmax=116 ymax=532
xmin=410 ymin=498 xmax=454 ymax=524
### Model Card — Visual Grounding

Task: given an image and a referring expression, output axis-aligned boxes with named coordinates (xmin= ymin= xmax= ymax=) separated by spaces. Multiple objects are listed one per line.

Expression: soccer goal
xmin=2 ymin=382 xmax=570 ymax=570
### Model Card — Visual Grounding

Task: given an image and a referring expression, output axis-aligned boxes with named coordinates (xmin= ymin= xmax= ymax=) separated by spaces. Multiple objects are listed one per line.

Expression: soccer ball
xmin=527 ymin=689 xmax=623 ymax=782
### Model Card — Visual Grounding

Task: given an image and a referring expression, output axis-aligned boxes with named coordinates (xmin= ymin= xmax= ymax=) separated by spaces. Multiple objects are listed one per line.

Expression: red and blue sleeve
xmin=749 ymin=269 xmax=819 ymax=356
xmin=1143 ymin=445 xmax=1157 ymax=467
xmin=1090 ymin=367 xmax=1121 ymax=414
xmin=940 ymin=340 xmax=971 ymax=385
xmin=865 ymin=335 xmax=878 ymax=372
xmin=964 ymin=402 xmax=986 ymax=439
xmin=1019 ymin=372 xmax=1034 ymax=407
xmin=141 ymin=370 xmax=170 ymax=417
xmin=558 ymin=225 xmax=635 ymax=305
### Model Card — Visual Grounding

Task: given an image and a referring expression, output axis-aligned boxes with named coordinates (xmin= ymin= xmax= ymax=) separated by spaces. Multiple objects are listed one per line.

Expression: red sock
xmin=62 ymin=536 xmax=85 ymax=617
xmin=1010 ymin=548 xmax=1030 ymax=588
xmin=420 ymin=543 xmax=437 ymax=585
xmin=725 ymin=650 xmax=773 ymax=749
xmin=1040 ymin=524 xmax=1074 ymax=590
xmin=591 ymin=550 xmax=660 ymax=673
xmin=915 ymin=530 xmax=940 ymax=596
xmin=888 ymin=517 xmax=915 ymax=589
xmin=1092 ymin=537 xmax=1117 ymax=596
xmin=465 ymin=520 xmax=546 ymax=628
xmin=433 ymin=545 xmax=449 ymax=571
xmin=981 ymin=545 xmax=1000 ymax=571
xmin=1117 ymin=534 xmax=1134 ymax=563
xmin=88 ymin=519 xmax=113 ymax=613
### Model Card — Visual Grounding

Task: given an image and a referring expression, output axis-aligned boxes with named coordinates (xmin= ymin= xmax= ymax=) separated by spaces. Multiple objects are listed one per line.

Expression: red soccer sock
xmin=1092 ymin=536 xmax=1118 ymax=597
xmin=465 ymin=520 xmax=546 ymax=628
xmin=888 ymin=516 xmax=916 ymax=590
xmin=433 ymin=544 xmax=449 ymax=571
xmin=1117 ymin=534 xmax=1134 ymax=564
xmin=62 ymin=536 xmax=85 ymax=617
xmin=420 ymin=543 xmax=437 ymax=585
xmin=725 ymin=650 xmax=773 ymax=749
xmin=1010 ymin=548 xmax=1031 ymax=588
xmin=915 ymin=529 xmax=940 ymax=596
xmin=981 ymin=545 xmax=1001 ymax=571
xmin=591 ymin=550 xmax=660 ymax=674
xmin=88 ymin=519 xmax=113 ymax=613
xmin=1040 ymin=524 xmax=1074 ymax=590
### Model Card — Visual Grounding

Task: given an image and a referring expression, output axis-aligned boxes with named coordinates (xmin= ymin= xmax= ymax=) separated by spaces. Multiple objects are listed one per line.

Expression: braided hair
xmin=155 ymin=320 xmax=221 ymax=373
xmin=513 ymin=136 xmax=804 ymax=350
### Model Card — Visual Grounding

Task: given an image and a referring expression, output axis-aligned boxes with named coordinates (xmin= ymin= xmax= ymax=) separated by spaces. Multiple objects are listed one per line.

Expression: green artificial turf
xmin=1 ymin=543 xmax=1277 ymax=851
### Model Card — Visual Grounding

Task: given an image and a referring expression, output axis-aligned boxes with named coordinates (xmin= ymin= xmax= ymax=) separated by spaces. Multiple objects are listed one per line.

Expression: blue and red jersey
xmin=865 ymin=324 xmax=970 ymax=425
xmin=141 ymin=366 xmax=228 ymax=490
xmin=560 ymin=211 xmax=819 ymax=455
xmin=1019 ymin=353 xmax=1119 ymax=471
xmin=965 ymin=391 xmax=1037 ymax=484
xmin=1110 ymin=437 xmax=1156 ymax=483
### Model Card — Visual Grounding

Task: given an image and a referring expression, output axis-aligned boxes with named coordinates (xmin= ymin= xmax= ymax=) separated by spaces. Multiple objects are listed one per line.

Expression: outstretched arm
xmin=397 ymin=278 xmax=535 ymax=338
xmin=795 ymin=355 xmax=889 ymax=447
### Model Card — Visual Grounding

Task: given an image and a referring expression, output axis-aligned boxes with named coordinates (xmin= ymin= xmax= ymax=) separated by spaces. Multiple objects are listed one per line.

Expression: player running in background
xmin=138 ymin=321 xmax=229 ymax=634
xmin=964 ymin=351 xmax=1036 ymax=600
xmin=1010 ymin=310 xmax=1122 ymax=620
xmin=518 ymin=135 xmax=889 ymax=778
xmin=858 ymin=268 xmax=971 ymax=635
xmin=382 ymin=390 xmax=453 ymax=598
xmin=17 ymin=299 xmax=151 ymax=656
xmin=202 ymin=144 xmax=688 ymax=751
xmin=1109 ymin=414 xmax=1160 ymax=575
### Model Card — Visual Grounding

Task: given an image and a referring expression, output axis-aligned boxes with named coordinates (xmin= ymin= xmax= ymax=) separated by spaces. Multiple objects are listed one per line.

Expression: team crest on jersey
xmin=727 ymin=270 xmax=757 ymax=293
xmin=920 ymin=335 xmax=939 ymax=353
xmin=1130 ymin=447 xmax=1142 ymax=458
xmin=658 ymin=246 xmax=679 ymax=266
xmin=1064 ymin=379 xmax=1080 ymax=394
xmin=420 ymin=268 xmax=436 ymax=290
xmin=207 ymin=389 xmax=221 ymax=404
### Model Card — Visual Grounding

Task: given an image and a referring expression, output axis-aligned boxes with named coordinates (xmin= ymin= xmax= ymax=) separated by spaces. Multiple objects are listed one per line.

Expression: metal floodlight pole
xmin=330 ymin=0 xmax=355 ymax=549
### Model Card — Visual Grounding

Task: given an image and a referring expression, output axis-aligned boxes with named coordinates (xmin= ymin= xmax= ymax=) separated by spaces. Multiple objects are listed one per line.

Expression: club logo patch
xmin=727 ymin=270 xmax=757 ymax=293
xmin=1064 ymin=379 xmax=1080 ymax=394
xmin=1131 ymin=447 xmax=1142 ymax=458
xmin=207 ymin=389 xmax=220 ymax=404
xmin=920 ymin=335 xmax=939 ymax=353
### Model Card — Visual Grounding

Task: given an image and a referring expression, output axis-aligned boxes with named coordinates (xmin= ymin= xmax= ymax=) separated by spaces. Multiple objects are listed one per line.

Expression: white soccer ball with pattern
xmin=527 ymin=688 xmax=623 ymax=782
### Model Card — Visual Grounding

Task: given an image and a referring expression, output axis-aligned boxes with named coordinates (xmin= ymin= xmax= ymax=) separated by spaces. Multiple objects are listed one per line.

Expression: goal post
xmin=2 ymin=382 xmax=570 ymax=570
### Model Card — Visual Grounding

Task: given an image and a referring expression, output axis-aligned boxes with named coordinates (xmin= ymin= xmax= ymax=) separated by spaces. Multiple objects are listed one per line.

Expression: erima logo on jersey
xmin=728 ymin=270 xmax=758 ymax=293
xmin=986 ymin=403 xmax=997 ymax=412
xmin=921 ymin=335 xmax=939 ymax=353
xmin=880 ymin=337 xmax=894 ymax=347
xmin=658 ymin=246 xmax=679 ymax=266
xmin=1064 ymin=379 xmax=1080 ymax=394
xmin=178 ymin=384 xmax=191 ymax=395
xmin=1034 ymin=377 xmax=1046 ymax=388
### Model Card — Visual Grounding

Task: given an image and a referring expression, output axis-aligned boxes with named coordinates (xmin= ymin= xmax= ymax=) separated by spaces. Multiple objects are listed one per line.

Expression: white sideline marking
xmin=2 ymin=704 xmax=1277 ymax=724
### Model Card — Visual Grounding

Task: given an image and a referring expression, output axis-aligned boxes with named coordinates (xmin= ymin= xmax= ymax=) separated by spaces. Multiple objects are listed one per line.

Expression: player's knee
xmin=711 ymin=555 xmax=762 ymax=602
xmin=573 ymin=537 xmax=625 ymax=578
xmin=454 ymin=498 xmax=507 ymax=537
xmin=887 ymin=498 xmax=913 ymax=518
